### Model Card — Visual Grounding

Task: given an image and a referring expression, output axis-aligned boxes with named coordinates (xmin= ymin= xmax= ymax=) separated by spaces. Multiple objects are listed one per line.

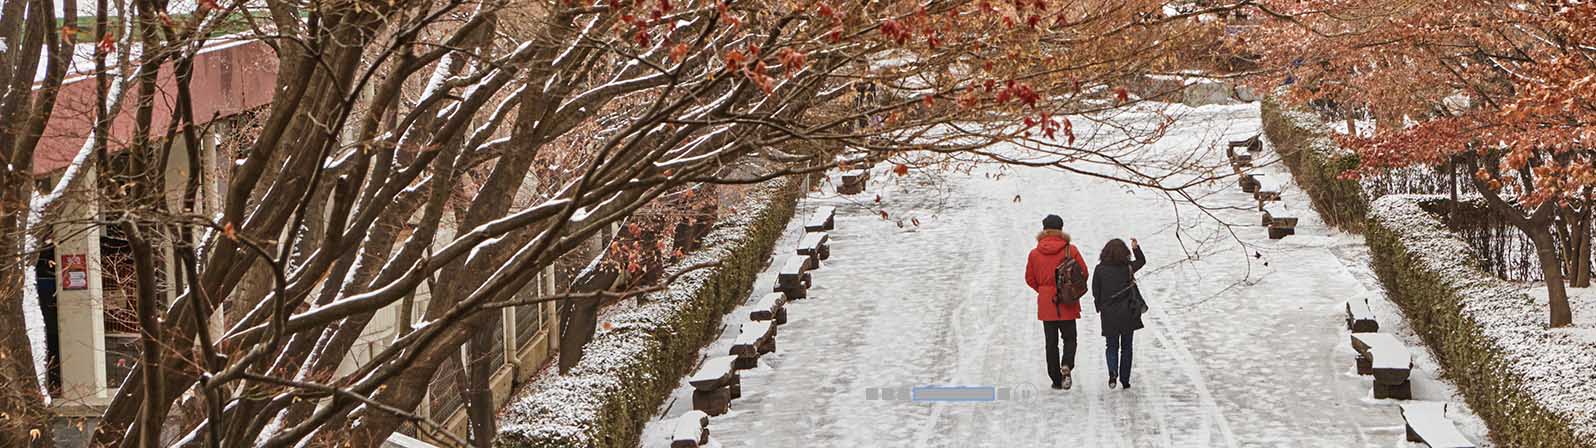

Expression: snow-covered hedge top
xmin=1371 ymin=195 xmax=1596 ymax=441
xmin=1276 ymin=105 xmax=1354 ymax=159
xmin=496 ymin=178 xmax=791 ymax=445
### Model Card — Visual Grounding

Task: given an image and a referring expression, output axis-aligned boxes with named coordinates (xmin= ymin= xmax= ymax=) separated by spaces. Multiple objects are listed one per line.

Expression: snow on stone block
xmin=731 ymin=320 xmax=776 ymax=358
xmin=671 ymin=410 xmax=710 ymax=448
xmin=688 ymin=356 xmax=739 ymax=392
xmin=796 ymin=232 xmax=830 ymax=269
xmin=1345 ymin=297 xmax=1379 ymax=335
xmin=1229 ymin=134 xmax=1262 ymax=153
xmin=1262 ymin=205 xmax=1297 ymax=229
xmin=1254 ymin=175 xmax=1282 ymax=204
xmin=838 ymin=170 xmax=870 ymax=195
xmin=1352 ymin=333 xmax=1412 ymax=386
xmin=749 ymin=292 xmax=786 ymax=324
xmin=1229 ymin=151 xmax=1253 ymax=169
xmin=804 ymin=206 xmax=836 ymax=232
xmin=1239 ymin=172 xmax=1260 ymax=193
xmin=796 ymin=232 xmax=829 ymax=256
xmin=1401 ymin=402 xmax=1476 ymax=448
xmin=1263 ymin=205 xmax=1296 ymax=239
xmin=776 ymin=256 xmax=810 ymax=289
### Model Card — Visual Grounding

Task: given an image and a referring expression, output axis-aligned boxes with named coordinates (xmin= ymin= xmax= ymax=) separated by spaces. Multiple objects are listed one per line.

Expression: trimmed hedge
xmin=496 ymin=178 xmax=801 ymax=448
xmin=1260 ymin=96 xmax=1368 ymax=231
xmin=1264 ymin=96 xmax=1595 ymax=446
xmin=1366 ymin=195 xmax=1594 ymax=448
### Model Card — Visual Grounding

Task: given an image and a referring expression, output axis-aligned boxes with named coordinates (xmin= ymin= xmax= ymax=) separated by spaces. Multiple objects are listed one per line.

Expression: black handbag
xmin=1112 ymin=266 xmax=1149 ymax=329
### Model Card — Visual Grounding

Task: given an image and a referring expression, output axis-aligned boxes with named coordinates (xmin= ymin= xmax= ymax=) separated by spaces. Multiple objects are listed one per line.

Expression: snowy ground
xmin=638 ymin=103 xmax=1492 ymax=447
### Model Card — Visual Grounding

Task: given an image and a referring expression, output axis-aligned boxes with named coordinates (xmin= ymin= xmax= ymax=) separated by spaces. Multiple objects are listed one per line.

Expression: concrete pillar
xmin=53 ymin=166 xmax=108 ymax=404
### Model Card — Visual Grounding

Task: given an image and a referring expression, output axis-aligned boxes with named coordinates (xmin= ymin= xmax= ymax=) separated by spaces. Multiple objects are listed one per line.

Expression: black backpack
xmin=1053 ymin=247 xmax=1088 ymax=305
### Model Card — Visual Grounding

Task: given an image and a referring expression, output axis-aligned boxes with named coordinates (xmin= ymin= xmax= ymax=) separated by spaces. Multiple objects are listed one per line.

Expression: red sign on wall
xmin=61 ymin=254 xmax=88 ymax=290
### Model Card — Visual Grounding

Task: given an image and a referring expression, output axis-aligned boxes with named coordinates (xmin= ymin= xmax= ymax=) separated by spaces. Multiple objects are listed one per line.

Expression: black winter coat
xmin=1092 ymin=246 xmax=1146 ymax=336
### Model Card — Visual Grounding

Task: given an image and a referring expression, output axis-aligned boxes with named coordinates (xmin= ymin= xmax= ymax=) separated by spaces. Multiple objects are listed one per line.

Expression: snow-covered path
xmin=641 ymin=104 xmax=1491 ymax=447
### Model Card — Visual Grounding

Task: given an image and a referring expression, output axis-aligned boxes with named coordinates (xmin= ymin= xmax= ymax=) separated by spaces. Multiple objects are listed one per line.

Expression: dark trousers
xmin=1043 ymin=320 xmax=1077 ymax=384
xmin=1105 ymin=331 xmax=1135 ymax=384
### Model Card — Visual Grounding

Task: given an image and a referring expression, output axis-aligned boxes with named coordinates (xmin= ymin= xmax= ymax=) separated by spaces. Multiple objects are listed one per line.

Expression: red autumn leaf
xmin=1114 ymin=86 xmax=1129 ymax=104
xmin=634 ymin=29 xmax=650 ymax=46
xmin=818 ymin=3 xmax=833 ymax=18
xmin=874 ymin=194 xmax=882 ymax=203
xmin=922 ymin=94 xmax=935 ymax=108
xmin=777 ymin=48 xmax=806 ymax=75
xmin=724 ymin=49 xmax=746 ymax=68
xmin=829 ymin=28 xmax=843 ymax=43
xmin=670 ymin=43 xmax=689 ymax=63
xmin=97 ymin=33 xmax=116 ymax=53
xmin=879 ymin=210 xmax=890 ymax=220
xmin=893 ymin=164 xmax=909 ymax=176
xmin=627 ymin=222 xmax=640 ymax=235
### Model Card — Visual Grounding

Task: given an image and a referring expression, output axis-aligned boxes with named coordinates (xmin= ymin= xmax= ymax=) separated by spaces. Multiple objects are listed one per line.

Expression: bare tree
xmin=0 ymin=0 xmax=1258 ymax=446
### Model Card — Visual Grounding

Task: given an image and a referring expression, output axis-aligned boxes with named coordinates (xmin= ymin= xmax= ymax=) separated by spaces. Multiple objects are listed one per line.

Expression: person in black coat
xmin=1092 ymin=238 xmax=1146 ymax=389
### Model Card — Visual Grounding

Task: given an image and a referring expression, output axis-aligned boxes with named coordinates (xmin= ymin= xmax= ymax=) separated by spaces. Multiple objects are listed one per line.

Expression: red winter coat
xmin=1025 ymin=230 xmax=1089 ymax=321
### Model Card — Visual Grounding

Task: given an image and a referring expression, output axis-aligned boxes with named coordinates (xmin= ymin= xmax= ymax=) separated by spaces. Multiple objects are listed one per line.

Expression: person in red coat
xmin=1024 ymin=214 xmax=1089 ymax=390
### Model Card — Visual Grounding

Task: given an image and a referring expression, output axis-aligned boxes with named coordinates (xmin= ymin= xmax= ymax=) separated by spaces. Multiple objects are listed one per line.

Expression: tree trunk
xmin=464 ymin=322 xmax=496 ymax=448
xmin=556 ymin=299 xmax=600 ymax=374
xmin=1466 ymin=155 xmax=1575 ymax=327
xmin=1528 ymin=227 xmax=1576 ymax=327
xmin=124 ymin=225 xmax=165 ymax=448
xmin=1574 ymin=195 xmax=1593 ymax=287
xmin=0 ymin=258 xmax=53 ymax=448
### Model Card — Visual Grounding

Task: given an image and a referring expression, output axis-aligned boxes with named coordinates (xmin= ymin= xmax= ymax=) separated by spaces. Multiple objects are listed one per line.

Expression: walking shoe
xmin=1121 ymin=382 xmax=1132 ymax=389
xmin=1060 ymin=366 xmax=1073 ymax=390
xmin=1109 ymin=376 xmax=1118 ymax=389
xmin=1050 ymin=382 xmax=1064 ymax=390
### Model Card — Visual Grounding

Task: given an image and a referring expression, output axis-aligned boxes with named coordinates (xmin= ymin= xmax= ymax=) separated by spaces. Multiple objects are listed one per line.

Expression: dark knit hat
xmin=1042 ymin=214 xmax=1063 ymax=230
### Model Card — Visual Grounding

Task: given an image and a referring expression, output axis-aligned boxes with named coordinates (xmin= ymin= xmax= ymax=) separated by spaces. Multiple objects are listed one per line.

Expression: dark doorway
xmin=35 ymin=244 xmax=61 ymax=396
